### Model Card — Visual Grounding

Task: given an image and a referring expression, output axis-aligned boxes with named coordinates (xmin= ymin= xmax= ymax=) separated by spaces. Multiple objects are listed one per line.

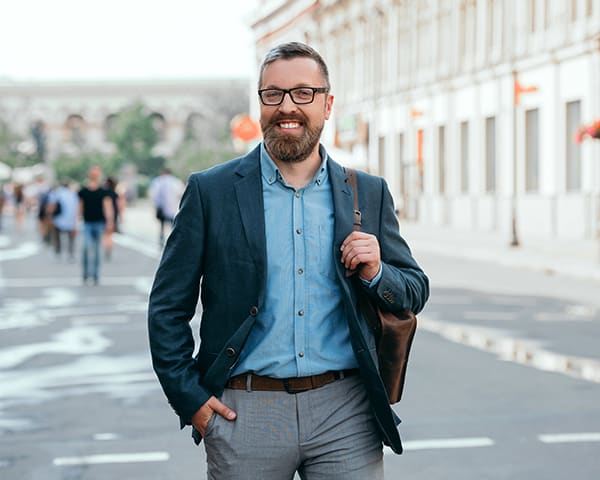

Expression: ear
xmin=324 ymin=94 xmax=334 ymax=120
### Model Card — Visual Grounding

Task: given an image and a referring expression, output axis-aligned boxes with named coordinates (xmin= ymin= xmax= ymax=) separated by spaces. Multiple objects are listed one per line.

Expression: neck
xmin=270 ymin=145 xmax=322 ymax=190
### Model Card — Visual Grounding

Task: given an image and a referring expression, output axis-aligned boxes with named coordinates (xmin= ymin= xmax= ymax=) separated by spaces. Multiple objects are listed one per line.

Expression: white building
xmin=250 ymin=0 xmax=600 ymax=243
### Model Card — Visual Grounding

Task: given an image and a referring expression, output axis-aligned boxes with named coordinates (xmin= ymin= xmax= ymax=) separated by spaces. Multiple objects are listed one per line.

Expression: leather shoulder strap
xmin=345 ymin=168 xmax=362 ymax=232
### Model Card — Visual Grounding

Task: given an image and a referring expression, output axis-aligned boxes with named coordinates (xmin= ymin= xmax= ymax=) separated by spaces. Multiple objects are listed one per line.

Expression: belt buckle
xmin=282 ymin=378 xmax=309 ymax=394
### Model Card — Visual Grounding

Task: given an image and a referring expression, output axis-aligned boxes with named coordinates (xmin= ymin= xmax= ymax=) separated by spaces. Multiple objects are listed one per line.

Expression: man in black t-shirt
xmin=78 ymin=166 xmax=114 ymax=285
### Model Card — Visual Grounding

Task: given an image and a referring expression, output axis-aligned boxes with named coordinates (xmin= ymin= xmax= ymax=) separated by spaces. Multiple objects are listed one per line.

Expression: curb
xmin=419 ymin=316 xmax=600 ymax=384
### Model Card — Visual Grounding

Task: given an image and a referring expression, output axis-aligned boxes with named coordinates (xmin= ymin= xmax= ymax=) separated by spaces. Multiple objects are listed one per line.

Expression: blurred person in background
xmin=25 ymin=174 xmax=51 ymax=243
xmin=46 ymin=179 xmax=79 ymax=262
xmin=102 ymin=175 xmax=124 ymax=260
xmin=148 ymin=42 xmax=429 ymax=479
xmin=0 ymin=183 xmax=5 ymax=231
xmin=79 ymin=166 xmax=114 ymax=285
xmin=149 ymin=167 xmax=184 ymax=245
xmin=13 ymin=183 xmax=25 ymax=231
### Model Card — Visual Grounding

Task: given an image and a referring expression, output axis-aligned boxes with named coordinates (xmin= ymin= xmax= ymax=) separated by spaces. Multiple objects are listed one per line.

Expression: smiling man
xmin=148 ymin=42 xmax=429 ymax=479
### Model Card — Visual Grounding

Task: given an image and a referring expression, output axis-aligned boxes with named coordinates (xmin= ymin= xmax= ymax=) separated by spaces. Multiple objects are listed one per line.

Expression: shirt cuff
xmin=359 ymin=265 xmax=382 ymax=288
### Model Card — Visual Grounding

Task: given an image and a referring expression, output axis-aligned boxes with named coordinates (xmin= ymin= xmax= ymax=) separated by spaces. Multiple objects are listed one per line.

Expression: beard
xmin=261 ymin=113 xmax=324 ymax=164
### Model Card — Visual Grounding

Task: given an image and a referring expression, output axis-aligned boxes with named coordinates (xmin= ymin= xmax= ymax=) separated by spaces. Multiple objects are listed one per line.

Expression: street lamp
xmin=510 ymin=71 xmax=538 ymax=247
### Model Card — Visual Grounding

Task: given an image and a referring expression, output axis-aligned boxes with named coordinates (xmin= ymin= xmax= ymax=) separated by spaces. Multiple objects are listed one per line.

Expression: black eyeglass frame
xmin=258 ymin=87 xmax=330 ymax=106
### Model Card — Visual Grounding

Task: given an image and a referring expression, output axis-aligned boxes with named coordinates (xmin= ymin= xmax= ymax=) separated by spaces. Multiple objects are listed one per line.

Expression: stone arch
xmin=64 ymin=114 xmax=86 ymax=147
xmin=149 ymin=111 xmax=166 ymax=142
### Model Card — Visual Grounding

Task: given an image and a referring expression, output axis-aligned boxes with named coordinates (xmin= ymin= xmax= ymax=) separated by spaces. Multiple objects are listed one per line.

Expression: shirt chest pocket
xmin=304 ymin=224 xmax=337 ymax=281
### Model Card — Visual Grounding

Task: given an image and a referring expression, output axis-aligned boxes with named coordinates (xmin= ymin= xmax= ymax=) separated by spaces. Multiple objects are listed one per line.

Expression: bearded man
xmin=148 ymin=42 xmax=429 ymax=480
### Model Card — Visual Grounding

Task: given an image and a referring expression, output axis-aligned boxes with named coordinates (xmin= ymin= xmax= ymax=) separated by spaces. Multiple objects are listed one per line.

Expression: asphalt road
xmin=1 ymin=213 xmax=599 ymax=479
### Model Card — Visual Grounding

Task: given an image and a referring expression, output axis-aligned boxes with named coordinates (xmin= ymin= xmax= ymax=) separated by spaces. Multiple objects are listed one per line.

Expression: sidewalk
xmin=399 ymin=221 xmax=600 ymax=282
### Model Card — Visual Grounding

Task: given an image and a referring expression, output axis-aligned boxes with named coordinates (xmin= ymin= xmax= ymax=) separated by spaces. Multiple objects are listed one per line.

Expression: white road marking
xmin=538 ymin=432 xmax=600 ymax=444
xmin=93 ymin=433 xmax=120 ymax=441
xmin=384 ymin=437 xmax=494 ymax=454
xmin=114 ymin=234 xmax=161 ymax=259
xmin=0 ymin=241 xmax=39 ymax=261
xmin=53 ymin=451 xmax=169 ymax=466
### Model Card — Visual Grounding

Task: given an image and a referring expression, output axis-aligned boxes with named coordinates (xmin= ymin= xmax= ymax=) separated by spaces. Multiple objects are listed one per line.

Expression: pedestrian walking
xmin=25 ymin=174 xmax=51 ymax=244
xmin=78 ymin=166 xmax=114 ymax=285
xmin=149 ymin=168 xmax=183 ymax=245
xmin=0 ymin=183 xmax=5 ymax=231
xmin=102 ymin=175 xmax=124 ymax=260
xmin=46 ymin=179 xmax=79 ymax=261
xmin=148 ymin=42 xmax=429 ymax=479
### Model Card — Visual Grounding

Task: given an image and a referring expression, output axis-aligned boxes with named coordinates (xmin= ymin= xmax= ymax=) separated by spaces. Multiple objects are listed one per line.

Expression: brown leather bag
xmin=345 ymin=168 xmax=417 ymax=404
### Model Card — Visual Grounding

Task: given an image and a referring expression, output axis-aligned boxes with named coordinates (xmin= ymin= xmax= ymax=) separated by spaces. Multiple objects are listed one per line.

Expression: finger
xmin=207 ymin=397 xmax=237 ymax=420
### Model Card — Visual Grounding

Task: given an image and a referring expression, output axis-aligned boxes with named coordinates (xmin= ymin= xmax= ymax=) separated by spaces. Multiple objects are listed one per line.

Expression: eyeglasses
xmin=258 ymin=87 xmax=329 ymax=106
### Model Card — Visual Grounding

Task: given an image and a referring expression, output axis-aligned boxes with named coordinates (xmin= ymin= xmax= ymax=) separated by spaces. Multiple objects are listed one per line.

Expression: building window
xmin=460 ymin=121 xmax=469 ymax=193
xmin=397 ymin=132 xmax=408 ymax=219
xmin=570 ymin=0 xmax=578 ymax=21
xmin=529 ymin=0 xmax=537 ymax=32
xmin=566 ymin=100 xmax=581 ymax=191
xmin=485 ymin=116 xmax=496 ymax=192
xmin=378 ymin=135 xmax=386 ymax=177
xmin=438 ymin=125 xmax=446 ymax=194
xmin=65 ymin=114 xmax=85 ymax=147
xmin=525 ymin=108 xmax=539 ymax=192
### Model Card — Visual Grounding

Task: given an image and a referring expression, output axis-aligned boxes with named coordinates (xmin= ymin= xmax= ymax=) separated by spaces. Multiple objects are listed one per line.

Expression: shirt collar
xmin=260 ymin=142 xmax=329 ymax=187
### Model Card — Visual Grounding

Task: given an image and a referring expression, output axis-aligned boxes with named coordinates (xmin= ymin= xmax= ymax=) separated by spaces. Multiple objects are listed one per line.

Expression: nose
xmin=278 ymin=92 xmax=298 ymax=112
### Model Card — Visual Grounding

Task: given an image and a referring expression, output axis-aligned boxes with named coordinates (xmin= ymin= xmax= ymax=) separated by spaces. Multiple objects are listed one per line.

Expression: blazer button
xmin=226 ymin=347 xmax=236 ymax=357
xmin=250 ymin=306 xmax=259 ymax=316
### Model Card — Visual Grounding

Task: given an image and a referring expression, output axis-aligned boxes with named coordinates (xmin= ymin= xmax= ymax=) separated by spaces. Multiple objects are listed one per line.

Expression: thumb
xmin=208 ymin=397 xmax=237 ymax=420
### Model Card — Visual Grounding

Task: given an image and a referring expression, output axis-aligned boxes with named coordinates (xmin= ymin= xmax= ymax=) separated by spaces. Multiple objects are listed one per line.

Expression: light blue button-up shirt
xmin=232 ymin=143 xmax=358 ymax=378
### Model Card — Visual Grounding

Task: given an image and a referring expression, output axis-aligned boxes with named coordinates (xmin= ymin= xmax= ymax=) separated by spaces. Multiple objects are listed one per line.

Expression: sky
xmin=0 ymin=0 xmax=258 ymax=81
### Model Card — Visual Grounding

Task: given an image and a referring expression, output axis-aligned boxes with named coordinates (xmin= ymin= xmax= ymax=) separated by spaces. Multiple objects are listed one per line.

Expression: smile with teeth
xmin=278 ymin=121 xmax=301 ymax=129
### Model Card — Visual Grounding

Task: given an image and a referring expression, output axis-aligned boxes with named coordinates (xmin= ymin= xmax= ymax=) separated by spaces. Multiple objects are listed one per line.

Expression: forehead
xmin=260 ymin=57 xmax=324 ymax=88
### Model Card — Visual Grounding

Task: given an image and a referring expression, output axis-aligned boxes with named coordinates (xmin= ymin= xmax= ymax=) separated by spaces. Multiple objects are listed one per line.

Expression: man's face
xmin=259 ymin=57 xmax=334 ymax=164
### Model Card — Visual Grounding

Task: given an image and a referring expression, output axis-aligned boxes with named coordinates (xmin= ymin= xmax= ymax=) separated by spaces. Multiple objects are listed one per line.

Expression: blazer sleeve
xmin=365 ymin=177 xmax=429 ymax=315
xmin=147 ymin=174 xmax=211 ymax=425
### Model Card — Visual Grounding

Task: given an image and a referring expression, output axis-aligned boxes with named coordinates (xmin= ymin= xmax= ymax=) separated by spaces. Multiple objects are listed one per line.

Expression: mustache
xmin=268 ymin=113 xmax=307 ymax=125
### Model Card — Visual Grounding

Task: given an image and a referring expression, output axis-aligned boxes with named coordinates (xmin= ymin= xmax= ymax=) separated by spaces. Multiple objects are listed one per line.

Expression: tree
xmin=107 ymin=102 xmax=160 ymax=176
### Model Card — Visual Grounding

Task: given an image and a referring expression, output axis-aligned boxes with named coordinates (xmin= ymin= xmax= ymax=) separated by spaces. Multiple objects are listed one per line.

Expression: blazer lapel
xmin=234 ymin=148 xmax=267 ymax=302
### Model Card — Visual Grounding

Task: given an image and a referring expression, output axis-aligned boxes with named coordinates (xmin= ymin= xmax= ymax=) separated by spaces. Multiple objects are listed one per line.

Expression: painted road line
xmin=384 ymin=437 xmax=494 ymax=454
xmin=114 ymin=233 xmax=161 ymax=258
xmin=538 ymin=432 xmax=600 ymax=444
xmin=53 ymin=451 xmax=169 ymax=466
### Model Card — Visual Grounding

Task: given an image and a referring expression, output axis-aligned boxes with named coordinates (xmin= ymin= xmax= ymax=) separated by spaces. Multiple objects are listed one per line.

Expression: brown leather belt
xmin=226 ymin=369 xmax=359 ymax=394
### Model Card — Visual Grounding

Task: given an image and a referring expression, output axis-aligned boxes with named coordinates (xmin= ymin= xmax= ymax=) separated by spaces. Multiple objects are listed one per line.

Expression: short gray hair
xmin=258 ymin=42 xmax=330 ymax=90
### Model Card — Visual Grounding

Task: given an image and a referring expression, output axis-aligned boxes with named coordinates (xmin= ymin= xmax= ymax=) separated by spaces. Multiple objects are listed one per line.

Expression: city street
xmin=1 ymin=208 xmax=600 ymax=479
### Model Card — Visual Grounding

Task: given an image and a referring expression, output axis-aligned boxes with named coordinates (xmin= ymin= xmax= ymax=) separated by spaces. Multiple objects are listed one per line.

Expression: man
xmin=46 ymin=178 xmax=79 ymax=261
xmin=149 ymin=167 xmax=184 ymax=245
xmin=78 ymin=166 xmax=114 ymax=285
xmin=148 ymin=42 xmax=429 ymax=479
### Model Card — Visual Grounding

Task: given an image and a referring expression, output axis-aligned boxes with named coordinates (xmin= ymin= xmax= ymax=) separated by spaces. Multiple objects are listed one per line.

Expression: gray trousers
xmin=203 ymin=374 xmax=384 ymax=480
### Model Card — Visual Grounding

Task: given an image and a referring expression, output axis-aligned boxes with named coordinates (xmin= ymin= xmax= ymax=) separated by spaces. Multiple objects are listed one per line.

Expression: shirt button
xmin=226 ymin=347 xmax=236 ymax=357
xmin=298 ymin=310 xmax=304 ymax=316
xmin=249 ymin=306 xmax=259 ymax=316
xmin=298 ymin=352 xmax=304 ymax=358
xmin=295 ymin=192 xmax=301 ymax=198
xmin=297 ymin=268 xmax=304 ymax=275
xmin=296 ymin=228 xmax=302 ymax=235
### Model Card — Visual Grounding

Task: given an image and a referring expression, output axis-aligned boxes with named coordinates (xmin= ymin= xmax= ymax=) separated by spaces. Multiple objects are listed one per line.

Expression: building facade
xmin=0 ymin=78 xmax=248 ymax=165
xmin=250 ymin=0 xmax=600 ymax=242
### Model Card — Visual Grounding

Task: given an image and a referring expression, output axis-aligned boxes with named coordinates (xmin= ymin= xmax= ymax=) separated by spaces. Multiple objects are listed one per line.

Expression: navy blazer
xmin=147 ymin=145 xmax=429 ymax=453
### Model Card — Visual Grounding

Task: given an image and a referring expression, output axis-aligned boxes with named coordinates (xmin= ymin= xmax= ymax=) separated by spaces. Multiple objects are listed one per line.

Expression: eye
xmin=264 ymin=90 xmax=282 ymax=100
xmin=294 ymin=88 xmax=313 ymax=100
